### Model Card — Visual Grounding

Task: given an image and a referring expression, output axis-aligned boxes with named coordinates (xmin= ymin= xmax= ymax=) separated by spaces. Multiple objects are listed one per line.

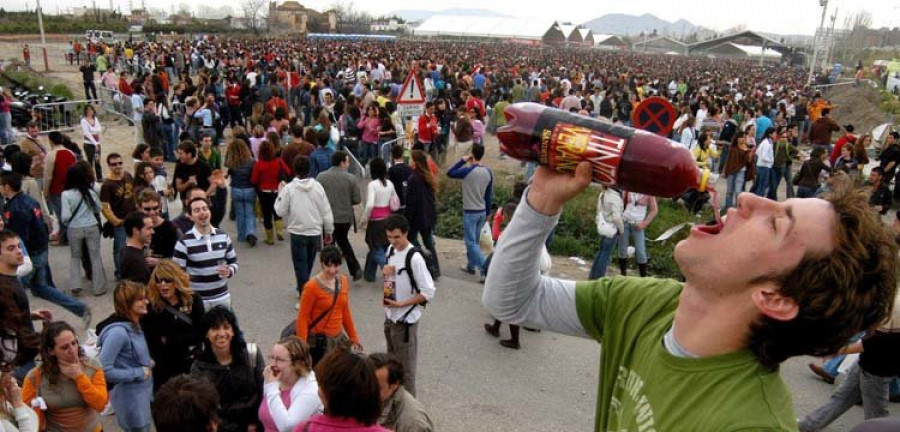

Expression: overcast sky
xmin=4 ymin=0 xmax=898 ymax=36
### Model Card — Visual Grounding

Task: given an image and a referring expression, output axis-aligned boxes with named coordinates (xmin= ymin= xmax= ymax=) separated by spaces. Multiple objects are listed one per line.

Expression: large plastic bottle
xmin=497 ymin=103 xmax=704 ymax=198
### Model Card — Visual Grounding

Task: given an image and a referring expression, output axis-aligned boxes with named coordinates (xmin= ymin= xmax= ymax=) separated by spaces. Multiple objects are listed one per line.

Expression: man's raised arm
xmin=482 ymin=162 xmax=594 ymax=338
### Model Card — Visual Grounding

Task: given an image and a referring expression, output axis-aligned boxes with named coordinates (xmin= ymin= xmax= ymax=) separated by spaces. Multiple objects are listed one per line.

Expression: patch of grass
xmin=3 ymin=70 xmax=75 ymax=100
xmin=435 ymin=176 xmax=706 ymax=279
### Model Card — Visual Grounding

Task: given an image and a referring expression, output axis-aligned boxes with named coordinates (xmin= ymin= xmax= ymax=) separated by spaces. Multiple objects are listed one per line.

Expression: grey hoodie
xmin=274 ymin=177 xmax=335 ymax=236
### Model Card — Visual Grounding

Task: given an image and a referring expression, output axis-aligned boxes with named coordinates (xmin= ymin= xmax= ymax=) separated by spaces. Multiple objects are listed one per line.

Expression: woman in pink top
xmin=293 ymin=349 xmax=388 ymax=432
xmin=259 ymin=337 xmax=322 ymax=432
xmin=356 ymin=104 xmax=380 ymax=165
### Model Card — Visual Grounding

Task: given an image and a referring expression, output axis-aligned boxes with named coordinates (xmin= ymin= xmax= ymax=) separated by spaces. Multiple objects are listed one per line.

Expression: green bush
xmin=435 ymin=176 xmax=708 ymax=279
xmin=2 ymin=70 xmax=74 ymax=99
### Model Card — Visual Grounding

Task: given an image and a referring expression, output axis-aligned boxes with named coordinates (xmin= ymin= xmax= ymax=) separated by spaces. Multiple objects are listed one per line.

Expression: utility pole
xmin=808 ymin=0 xmax=828 ymax=85
xmin=36 ymin=0 xmax=49 ymax=72
xmin=824 ymin=8 xmax=838 ymax=68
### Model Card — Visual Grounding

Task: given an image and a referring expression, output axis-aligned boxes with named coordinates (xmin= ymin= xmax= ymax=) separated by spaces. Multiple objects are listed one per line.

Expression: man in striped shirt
xmin=173 ymin=197 xmax=238 ymax=310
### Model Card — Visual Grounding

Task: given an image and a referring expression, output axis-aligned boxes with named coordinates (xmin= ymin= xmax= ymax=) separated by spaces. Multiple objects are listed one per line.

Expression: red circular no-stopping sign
xmin=632 ymin=96 xmax=676 ymax=136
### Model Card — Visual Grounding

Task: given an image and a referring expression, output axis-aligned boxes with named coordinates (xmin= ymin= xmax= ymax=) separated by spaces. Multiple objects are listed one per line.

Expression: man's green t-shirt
xmin=575 ymin=277 xmax=797 ymax=431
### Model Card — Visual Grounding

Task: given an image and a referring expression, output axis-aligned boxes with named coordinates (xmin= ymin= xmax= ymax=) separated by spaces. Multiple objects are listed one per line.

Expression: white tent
xmin=557 ymin=24 xmax=577 ymax=38
xmin=577 ymin=28 xmax=593 ymax=42
xmin=414 ymin=15 xmax=559 ymax=40
xmin=731 ymin=43 xmax=782 ymax=59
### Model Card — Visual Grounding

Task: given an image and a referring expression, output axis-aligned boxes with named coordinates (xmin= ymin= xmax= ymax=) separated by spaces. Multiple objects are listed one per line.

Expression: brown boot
xmin=274 ymin=220 xmax=285 ymax=241
xmin=264 ymin=229 xmax=275 ymax=245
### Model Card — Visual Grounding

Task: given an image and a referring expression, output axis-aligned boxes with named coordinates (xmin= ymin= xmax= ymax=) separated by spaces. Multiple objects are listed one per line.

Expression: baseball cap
xmin=844 ymin=124 xmax=854 ymax=132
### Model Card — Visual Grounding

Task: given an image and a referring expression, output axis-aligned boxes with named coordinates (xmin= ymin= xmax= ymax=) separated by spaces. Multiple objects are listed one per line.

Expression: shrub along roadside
xmin=2 ymin=69 xmax=75 ymax=100
xmin=435 ymin=175 xmax=706 ymax=279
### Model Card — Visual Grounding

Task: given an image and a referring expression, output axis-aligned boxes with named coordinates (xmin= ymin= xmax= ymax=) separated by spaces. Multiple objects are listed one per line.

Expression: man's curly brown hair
xmin=748 ymin=177 xmax=898 ymax=370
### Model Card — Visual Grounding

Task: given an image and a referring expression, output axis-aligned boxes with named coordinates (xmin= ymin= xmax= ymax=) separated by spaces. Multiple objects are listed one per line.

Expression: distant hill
xmin=582 ymin=13 xmax=707 ymax=37
xmin=390 ymin=8 xmax=511 ymax=23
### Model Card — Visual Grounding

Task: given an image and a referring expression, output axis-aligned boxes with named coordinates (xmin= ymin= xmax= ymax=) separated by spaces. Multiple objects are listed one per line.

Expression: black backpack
xmin=386 ymin=245 xmax=433 ymax=310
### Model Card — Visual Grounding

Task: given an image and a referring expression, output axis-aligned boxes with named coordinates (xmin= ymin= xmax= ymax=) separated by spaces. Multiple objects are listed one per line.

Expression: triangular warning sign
xmin=398 ymin=73 xmax=426 ymax=104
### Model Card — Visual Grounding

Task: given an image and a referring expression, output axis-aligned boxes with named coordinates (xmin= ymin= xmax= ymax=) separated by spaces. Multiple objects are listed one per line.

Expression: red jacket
xmin=118 ymin=78 xmax=133 ymax=96
xmin=829 ymin=134 xmax=857 ymax=166
xmin=226 ymin=84 xmax=241 ymax=107
xmin=251 ymin=158 xmax=287 ymax=191
xmin=417 ymin=114 xmax=438 ymax=143
xmin=265 ymin=97 xmax=288 ymax=115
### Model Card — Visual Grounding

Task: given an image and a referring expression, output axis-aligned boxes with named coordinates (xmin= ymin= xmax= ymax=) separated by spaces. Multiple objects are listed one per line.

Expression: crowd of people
xmin=0 ymin=33 xmax=899 ymax=431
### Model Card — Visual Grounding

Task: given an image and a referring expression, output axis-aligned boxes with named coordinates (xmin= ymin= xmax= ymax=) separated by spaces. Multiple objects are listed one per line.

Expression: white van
xmin=84 ymin=30 xmax=116 ymax=44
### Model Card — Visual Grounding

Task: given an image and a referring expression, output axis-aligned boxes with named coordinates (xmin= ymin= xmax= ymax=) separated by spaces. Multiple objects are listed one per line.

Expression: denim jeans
xmin=796 ymin=185 xmax=819 ymax=198
xmin=22 ymin=249 xmax=87 ymax=317
xmin=68 ymin=225 xmax=106 ymax=295
xmin=364 ymin=244 xmax=387 ymax=282
xmin=13 ymin=359 xmax=36 ymax=384
xmin=770 ymin=163 xmax=793 ymax=200
xmin=359 ymin=141 xmax=376 ymax=166
xmin=589 ymin=234 xmax=619 ymax=279
xmin=617 ymin=223 xmax=648 ymax=264
xmin=112 ymin=225 xmax=126 ymax=279
xmin=717 ymin=144 xmax=730 ymax=174
xmin=724 ymin=170 xmax=746 ymax=210
xmin=231 ymin=187 xmax=257 ymax=242
xmin=753 ymin=166 xmax=772 ymax=197
xmin=799 ymin=364 xmax=892 ymax=431
xmin=462 ymin=211 xmax=486 ymax=273
xmin=0 ymin=111 xmax=11 ymax=145
xmin=290 ymin=234 xmax=320 ymax=294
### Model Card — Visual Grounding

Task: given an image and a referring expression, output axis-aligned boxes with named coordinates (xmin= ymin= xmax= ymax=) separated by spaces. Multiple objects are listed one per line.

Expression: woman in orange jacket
xmin=296 ymin=245 xmax=363 ymax=366
xmin=22 ymin=321 xmax=108 ymax=432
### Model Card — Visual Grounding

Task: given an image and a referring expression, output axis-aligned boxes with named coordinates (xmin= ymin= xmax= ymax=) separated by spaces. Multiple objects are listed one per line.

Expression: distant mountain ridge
xmin=582 ymin=13 xmax=707 ymax=37
xmin=390 ymin=8 xmax=511 ymax=23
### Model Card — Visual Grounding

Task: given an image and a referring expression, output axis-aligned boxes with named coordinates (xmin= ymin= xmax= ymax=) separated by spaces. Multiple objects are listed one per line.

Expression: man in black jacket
xmin=141 ymin=98 xmax=165 ymax=150
xmin=867 ymin=167 xmax=892 ymax=215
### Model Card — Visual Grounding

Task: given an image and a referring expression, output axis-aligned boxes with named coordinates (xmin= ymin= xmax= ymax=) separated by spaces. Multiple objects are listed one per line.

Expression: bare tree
xmin=241 ymin=0 xmax=268 ymax=34
xmin=329 ymin=0 xmax=372 ymax=33
xmin=838 ymin=10 xmax=874 ymax=62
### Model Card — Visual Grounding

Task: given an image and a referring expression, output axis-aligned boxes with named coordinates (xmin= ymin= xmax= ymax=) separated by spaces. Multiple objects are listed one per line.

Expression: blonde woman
xmin=258 ymin=337 xmax=323 ymax=432
xmin=142 ymin=261 xmax=205 ymax=392
xmin=0 ymin=371 xmax=38 ymax=432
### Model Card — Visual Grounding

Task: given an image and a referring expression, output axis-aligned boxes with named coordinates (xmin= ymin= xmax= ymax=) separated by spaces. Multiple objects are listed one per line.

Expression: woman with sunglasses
xmin=22 ymin=321 xmax=107 ymax=432
xmin=142 ymin=260 xmax=205 ymax=391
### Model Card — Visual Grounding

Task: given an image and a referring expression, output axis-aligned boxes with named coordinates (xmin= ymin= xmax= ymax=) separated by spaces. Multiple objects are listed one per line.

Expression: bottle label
xmin=536 ymin=112 xmax=632 ymax=185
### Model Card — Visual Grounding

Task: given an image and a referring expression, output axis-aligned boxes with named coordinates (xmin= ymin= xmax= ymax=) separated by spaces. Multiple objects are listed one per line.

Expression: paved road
xmin=34 ymin=199 xmax=896 ymax=431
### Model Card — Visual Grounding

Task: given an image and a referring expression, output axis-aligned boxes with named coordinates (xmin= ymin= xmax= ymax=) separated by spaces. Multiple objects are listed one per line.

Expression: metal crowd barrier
xmin=30 ymin=99 xmax=91 ymax=134
xmin=97 ymin=85 xmax=134 ymax=124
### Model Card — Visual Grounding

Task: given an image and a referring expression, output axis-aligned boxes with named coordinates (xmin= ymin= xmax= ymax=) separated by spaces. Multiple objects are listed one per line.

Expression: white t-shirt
xmin=385 ymin=244 xmax=436 ymax=324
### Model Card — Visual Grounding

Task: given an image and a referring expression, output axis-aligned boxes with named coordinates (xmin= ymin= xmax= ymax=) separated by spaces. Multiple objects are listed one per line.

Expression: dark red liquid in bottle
xmin=498 ymin=103 xmax=700 ymax=198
